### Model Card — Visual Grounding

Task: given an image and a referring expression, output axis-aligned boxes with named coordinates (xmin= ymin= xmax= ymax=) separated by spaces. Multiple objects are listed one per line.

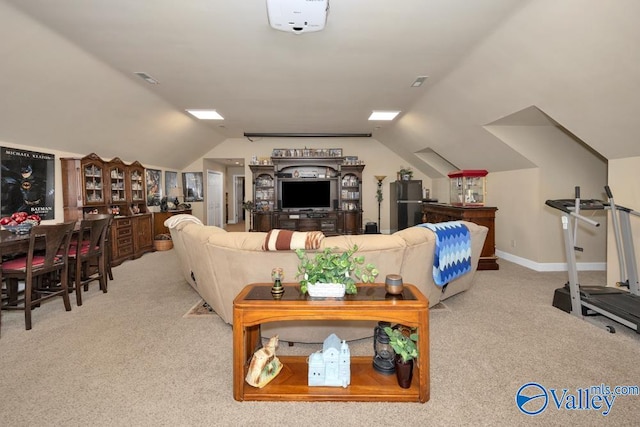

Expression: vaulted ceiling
xmin=1 ymin=1 xmax=639 ymax=175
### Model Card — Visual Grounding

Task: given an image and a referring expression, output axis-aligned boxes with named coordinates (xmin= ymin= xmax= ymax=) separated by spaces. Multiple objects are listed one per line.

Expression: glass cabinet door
xmin=255 ymin=173 xmax=275 ymax=212
xmin=340 ymin=173 xmax=360 ymax=211
xmin=109 ymin=165 xmax=126 ymax=203
xmin=82 ymin=161 xmax=104 ymax=204
xmin=129 ymin=166 xmax=145 ymax=203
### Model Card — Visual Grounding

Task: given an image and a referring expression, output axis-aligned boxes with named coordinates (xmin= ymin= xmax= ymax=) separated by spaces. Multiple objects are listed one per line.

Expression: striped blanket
xmin=418 ymin=221 xmax=472 ymax=286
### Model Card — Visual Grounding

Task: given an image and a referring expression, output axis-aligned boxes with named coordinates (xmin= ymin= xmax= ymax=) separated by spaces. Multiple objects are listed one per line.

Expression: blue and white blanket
xmin=418 ymin=221 xmax=472 ymax=286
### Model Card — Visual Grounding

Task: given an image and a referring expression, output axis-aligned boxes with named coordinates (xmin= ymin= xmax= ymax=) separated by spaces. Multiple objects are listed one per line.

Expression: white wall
xmin=608 ymin=157 xmax=640 ymax=286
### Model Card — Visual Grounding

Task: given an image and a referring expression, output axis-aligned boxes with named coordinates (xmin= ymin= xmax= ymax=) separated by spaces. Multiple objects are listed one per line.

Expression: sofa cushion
xmin=263 ymin=229 xmax=325 ymax=251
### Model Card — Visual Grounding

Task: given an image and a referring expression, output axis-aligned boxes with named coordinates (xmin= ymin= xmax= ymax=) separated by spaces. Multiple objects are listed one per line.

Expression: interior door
xmin=207 ymin=170 xmax=223 ymax=228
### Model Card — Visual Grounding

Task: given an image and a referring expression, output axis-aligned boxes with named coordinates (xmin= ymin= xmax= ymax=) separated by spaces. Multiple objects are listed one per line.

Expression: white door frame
xmin=206 ymin=170 xmax=224 ymax=228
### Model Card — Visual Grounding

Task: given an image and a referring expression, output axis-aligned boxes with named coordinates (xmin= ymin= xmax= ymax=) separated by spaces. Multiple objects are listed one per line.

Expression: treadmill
xmin=546 ymin=186 xmax=640 ymax=333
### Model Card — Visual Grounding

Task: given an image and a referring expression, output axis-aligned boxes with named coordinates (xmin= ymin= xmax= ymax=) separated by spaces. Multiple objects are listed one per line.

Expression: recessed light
xmin=186 ymin=109 xmax=224 ymax=120
xmin=368 ymin=111 xmax=401 ymax=121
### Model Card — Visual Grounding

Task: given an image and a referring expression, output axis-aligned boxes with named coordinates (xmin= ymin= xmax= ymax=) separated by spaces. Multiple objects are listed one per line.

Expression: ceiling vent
xmin=266 ymin=0 xmax=329 ymax=34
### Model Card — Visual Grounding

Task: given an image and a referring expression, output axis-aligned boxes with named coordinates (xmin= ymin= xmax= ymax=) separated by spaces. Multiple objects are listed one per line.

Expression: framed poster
xmin=146 ymin=168 xmax=162 ymax=206
xmin=165 ymin=171 xmax=178 ymax=196
xmin=1 ymin=147 xmax=55 ymax=220
xmin=182 ymin=172 xmax=203 ymax=202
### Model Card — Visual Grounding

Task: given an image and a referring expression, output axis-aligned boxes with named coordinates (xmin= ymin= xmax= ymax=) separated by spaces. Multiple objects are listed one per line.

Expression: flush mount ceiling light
xmin=186 ymin=109 xmax=224 ymax=120
xmin=368 ymin=111 xmax=401 ymax=121
xmin=411 ymin=76 xmax=429 ymax=87
xmin=134 ymin=72 xmax=159 ymax=84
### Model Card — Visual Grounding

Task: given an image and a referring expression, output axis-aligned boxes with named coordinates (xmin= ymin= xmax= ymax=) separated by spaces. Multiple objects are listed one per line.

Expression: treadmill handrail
xmin=570 ymin=212 xmax=600 ymax=227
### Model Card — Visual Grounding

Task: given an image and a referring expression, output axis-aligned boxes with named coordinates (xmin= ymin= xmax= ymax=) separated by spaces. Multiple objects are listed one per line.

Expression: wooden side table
xmin=233 ymin=283 xmax=430 ymax=403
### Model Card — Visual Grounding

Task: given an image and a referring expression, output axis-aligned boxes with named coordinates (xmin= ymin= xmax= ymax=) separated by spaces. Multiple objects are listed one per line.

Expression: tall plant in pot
xmin=384 ymin=326 xmax=419 ymax=388
xmin=295 ymin=245 xmax=379 ymax=297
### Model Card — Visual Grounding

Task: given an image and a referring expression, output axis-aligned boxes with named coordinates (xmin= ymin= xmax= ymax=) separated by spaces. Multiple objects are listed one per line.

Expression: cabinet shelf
xmin=239 ymin=356 xmax=421 ymax=402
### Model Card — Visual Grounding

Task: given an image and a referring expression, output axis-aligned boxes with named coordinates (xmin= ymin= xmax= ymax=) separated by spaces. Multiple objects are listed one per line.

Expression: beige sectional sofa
xmin=167 ymin=215 xmax=488 ymax=343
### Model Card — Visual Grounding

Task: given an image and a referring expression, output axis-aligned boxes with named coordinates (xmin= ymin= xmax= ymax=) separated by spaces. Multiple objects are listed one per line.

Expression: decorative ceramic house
xmin=308 ymin=333 xmax=351 ymax=388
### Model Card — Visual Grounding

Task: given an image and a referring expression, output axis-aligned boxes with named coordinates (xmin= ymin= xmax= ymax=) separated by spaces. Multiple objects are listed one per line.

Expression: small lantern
xmin=372 ymin=321 xmax=396 ymax=374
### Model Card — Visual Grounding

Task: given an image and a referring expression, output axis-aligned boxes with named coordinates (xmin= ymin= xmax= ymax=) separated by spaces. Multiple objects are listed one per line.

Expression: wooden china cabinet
xmin=61 ymin=153 xmax=154 ymax=266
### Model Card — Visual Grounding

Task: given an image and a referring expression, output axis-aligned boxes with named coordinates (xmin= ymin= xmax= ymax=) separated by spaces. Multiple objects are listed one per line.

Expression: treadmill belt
xmin=584 ymin=293 xmax=640 ymax=323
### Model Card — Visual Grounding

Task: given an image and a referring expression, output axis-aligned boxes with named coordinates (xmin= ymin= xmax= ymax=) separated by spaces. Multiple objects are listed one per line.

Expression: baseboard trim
xmin=496 ymin=250 xmax=606 ymax=272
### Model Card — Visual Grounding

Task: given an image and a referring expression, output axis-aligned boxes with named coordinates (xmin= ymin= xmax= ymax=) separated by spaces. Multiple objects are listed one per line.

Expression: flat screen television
xmin=281 ymin=180 xmax=331 ymax=210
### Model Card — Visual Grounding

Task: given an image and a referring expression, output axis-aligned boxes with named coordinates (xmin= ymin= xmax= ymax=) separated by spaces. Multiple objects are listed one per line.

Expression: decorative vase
xmin=271 ymin=279 xmax=284 ymax=300
xmin=395 ymin=357 xmax=414 ymax=389
xmin=307 ymin=282 xmax=346 ymax=298
xmin=271 ymin=267 xmax=285 ymax=300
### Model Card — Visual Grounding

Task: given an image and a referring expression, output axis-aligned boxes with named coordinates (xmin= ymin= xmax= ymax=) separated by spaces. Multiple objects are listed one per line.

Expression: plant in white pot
xmin=295 ymin=245 xmax=379 ymax=297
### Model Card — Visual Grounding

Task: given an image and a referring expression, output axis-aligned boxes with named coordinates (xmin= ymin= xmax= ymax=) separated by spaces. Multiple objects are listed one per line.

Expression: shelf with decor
xmin=249 ymin=164 xmax=276 ymax=232
xmin=128 ymin=161 xmax=146 ymax=206
xmin=107 ymin=157 xmax=127 ymax=213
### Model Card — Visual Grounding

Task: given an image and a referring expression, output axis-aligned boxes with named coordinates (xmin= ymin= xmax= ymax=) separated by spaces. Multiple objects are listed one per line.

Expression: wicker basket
xmin=153 ymin=239 xmax=173 ymax=251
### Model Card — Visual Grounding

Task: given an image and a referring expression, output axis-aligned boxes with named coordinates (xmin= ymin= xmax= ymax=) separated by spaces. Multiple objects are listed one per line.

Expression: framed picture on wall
xmin=165 ymin=171 xmax=178 ymax=196
xmin=146 ymin=168 xmax=162 ymax=206
xmin=182 ymin=172 xmax=203 ymax=202
xmin=0 ymin=147 xmax=56 ymax=220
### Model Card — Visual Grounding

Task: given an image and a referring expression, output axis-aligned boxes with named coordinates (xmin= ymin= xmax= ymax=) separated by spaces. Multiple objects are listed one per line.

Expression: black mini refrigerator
xmin=390 ymin=180 xmax=423 ymax=233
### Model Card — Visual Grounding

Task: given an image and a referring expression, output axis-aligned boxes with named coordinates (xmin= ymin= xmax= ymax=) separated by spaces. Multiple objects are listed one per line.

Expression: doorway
xmin=232 ymin=175 xmax=245 ymax=224
xmin=206 ymin=170 xmax=224 ymax=228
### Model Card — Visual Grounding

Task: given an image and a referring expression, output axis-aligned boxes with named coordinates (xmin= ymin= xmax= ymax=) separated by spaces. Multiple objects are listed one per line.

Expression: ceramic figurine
xmin=245 ymin=335 xmax=283 ymax=388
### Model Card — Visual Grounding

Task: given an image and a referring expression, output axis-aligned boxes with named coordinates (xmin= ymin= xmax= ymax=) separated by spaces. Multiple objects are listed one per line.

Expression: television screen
xmin=281 ymin=180 xmax=331 ymax=210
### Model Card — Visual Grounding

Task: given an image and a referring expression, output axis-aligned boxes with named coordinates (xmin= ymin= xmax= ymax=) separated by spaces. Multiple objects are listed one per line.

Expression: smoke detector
xmin=266 ymin=0 xmax=329 ymax=34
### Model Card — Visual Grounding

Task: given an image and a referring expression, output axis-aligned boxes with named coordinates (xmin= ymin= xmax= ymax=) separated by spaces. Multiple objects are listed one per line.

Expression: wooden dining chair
xmin=1 ymin=222 xmax=76 ymax=330
xmin=87 ymin=214 xmax=114 ymax=281
xmin=68 ymin=215 xmax=111 ymax=306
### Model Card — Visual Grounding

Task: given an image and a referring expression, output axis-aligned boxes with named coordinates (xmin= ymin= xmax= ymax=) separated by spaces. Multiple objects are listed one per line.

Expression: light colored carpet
xmin=1 ymin=251 xmax=638 ymax=426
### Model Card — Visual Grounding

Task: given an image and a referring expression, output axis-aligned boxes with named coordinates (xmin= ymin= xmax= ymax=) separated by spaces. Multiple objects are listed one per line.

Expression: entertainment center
xmin=249 ymin=149 xmax=364 ymax=235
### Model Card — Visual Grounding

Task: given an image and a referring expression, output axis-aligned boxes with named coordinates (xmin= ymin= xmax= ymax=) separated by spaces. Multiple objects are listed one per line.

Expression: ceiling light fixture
xmin=368 ymin=111 xmax=401 ymax=121
xmin=411 ymin=76 xmax=428 ymax=87
xmin=186 ymin=109 xmax=224 ymax=120
xmin=134 ymin=72 xmax=159 ymax=85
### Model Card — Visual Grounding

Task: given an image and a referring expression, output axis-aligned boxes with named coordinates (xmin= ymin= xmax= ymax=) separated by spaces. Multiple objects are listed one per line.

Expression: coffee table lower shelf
xmin=240 ymin=356 xmax=421 ymax=402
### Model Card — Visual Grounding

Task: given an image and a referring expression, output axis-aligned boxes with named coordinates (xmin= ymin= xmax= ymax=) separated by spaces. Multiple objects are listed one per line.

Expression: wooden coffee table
xmin=233 ymin=283 xmax=429 ymax=402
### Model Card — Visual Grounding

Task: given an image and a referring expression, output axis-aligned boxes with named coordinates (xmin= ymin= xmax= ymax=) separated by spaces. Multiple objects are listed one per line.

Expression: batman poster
xmin=1 ymin=147 xmax=55 ymax=220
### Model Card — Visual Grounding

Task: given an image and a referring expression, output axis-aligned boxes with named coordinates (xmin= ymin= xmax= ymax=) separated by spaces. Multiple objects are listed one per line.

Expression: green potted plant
xmin=295 ymin=245 xmax=379 ymax=296
xmin=397 ymin=166 xmax=413 ymax=181
xmin=383 ymin=326 xmax=419 ymax=388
